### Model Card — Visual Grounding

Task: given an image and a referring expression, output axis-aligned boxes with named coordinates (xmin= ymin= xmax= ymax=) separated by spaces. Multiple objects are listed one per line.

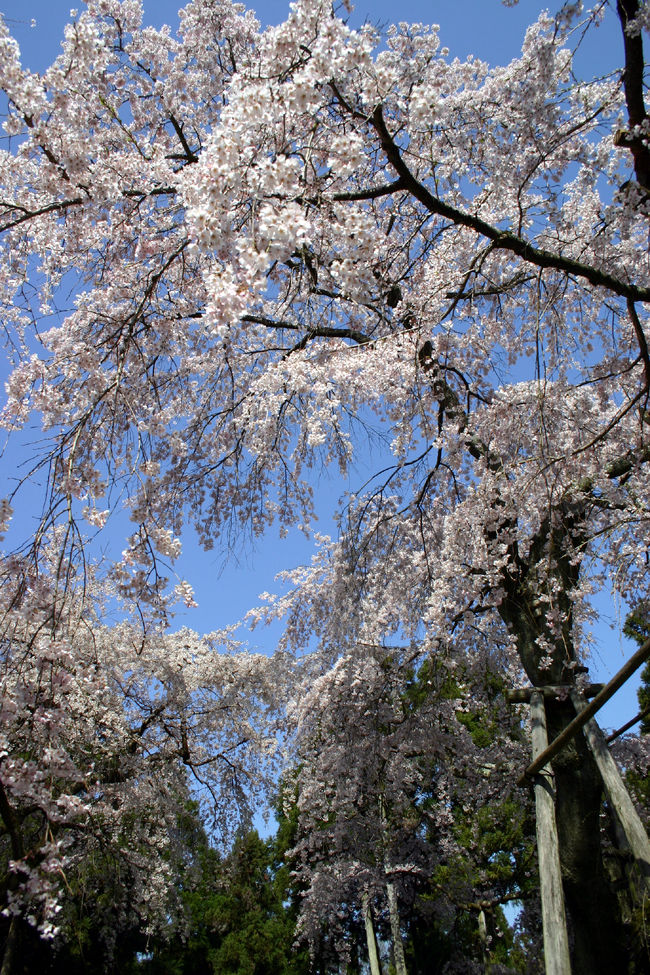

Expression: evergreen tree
xmin=401 ymin=667 xmax=540 ymax=974
xmin=139 ymin=810 xmax=311 ymax=975
xmin=624 ymin=605 xmax=650 ymax=735
xmin=1 ymin=799 xmax=312 ymax=975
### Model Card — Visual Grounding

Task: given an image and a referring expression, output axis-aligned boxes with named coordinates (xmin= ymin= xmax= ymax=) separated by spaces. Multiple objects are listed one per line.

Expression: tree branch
xmin=616 ymin=0 xmax=650 ymax=189
xmin=371 ymin=105 xmax=650 ymax=303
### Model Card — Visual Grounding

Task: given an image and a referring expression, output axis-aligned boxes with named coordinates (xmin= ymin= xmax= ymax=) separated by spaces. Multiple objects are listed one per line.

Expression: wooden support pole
xmin=518 ymin=635 xmax=650 ymax=786
xmin=505 ymin=683 xmax=604 ymax=704
xmin=570 ymin=690 xmax=650 ymax=896
xmin=362 ymin=893 xmax=382 ymax=975
xmin=386 ymin=881 xmax=407 ymax=975
xmin=530 ymin=691 xmax=572 ymax=975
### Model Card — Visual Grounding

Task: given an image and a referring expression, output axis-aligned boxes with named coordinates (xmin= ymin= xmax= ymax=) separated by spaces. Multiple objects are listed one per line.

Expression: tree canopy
xmin=0 ymin=0 xmax=649 ymax=971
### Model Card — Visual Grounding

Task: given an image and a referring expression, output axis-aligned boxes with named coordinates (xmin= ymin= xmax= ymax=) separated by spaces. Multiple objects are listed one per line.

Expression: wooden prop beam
xmin=530 ymin=691 xmax=572 ymax=975
xmin=570 ymin=690 xmax=650 ymax=895
xmin=518 ymin=636 xmax=650 ymax=786
xmin=505 ymin=683 xmax=603 ymax=704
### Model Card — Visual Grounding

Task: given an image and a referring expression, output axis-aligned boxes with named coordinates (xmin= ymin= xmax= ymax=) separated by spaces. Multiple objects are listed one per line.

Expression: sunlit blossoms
xmin=0 ymin=0 xmax=649 ymax=970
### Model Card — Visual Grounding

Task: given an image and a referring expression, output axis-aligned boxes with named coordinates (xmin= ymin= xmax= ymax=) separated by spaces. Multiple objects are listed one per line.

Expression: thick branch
xmin=168 ymin=113 xmax=199 ymax=164
xmin=627 ymin=299 xmax=650 ymax=386
xmin=372 ymin=105 xmax=650 ymax=303
xmin=241 ymin=313 xmax=370 ymax=346
xmin=616 ymin=0 xmax=650 ymax=189
xmin=322 ymin=178 xmax=405 ymax=203
xmin=0 ymin=196 xmax=83 ymax=232
xmin=1 ymin=183 xmax=177 ymax=233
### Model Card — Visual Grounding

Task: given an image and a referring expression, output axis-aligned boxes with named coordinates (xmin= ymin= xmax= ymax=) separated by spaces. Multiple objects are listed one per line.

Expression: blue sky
xmin=0 ymin=0 xmax=641 ymax=732
xmin=3 ymin=1 xmax=560 ymax=68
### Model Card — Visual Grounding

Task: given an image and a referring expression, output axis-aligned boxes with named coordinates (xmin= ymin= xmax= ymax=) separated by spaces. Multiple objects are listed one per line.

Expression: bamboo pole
xmin=518 ymin=636 xmax=650 ymax=786
xmin=570 ymin=690 xmax=650 ymax=895
xmin=530 ymin=691 xmax=572 ymax=975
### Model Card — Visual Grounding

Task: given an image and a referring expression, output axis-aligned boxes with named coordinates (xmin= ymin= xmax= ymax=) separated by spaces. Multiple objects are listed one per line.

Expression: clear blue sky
xmin=3 ymin=1 xmax=565 ymax=68
xmin=0 ymin=0 xmax=639 ymax=731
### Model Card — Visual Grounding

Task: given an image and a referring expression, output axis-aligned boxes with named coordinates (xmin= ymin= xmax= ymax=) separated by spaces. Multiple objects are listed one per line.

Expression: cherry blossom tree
xmin=0 ymin=543 xmax=282 ymax=967
xmin=1 ymin=0 xmax=650 ymax=970
xmin=286 ymin=646 xmax=534 ymax=972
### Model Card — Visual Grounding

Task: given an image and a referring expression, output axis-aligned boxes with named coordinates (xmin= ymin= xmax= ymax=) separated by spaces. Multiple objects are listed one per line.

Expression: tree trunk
xmin=571 ymin=689 xmax=650 ymax=897
xmin=543 ymin=696 xmax=626 ymax=973
xmin=502 ymin=605 xmax=626 ymax=971
xmin=0 ymin=918 xmax=17 ymax=975
xmin=495 ymin=504 xmax=630 ymax=973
